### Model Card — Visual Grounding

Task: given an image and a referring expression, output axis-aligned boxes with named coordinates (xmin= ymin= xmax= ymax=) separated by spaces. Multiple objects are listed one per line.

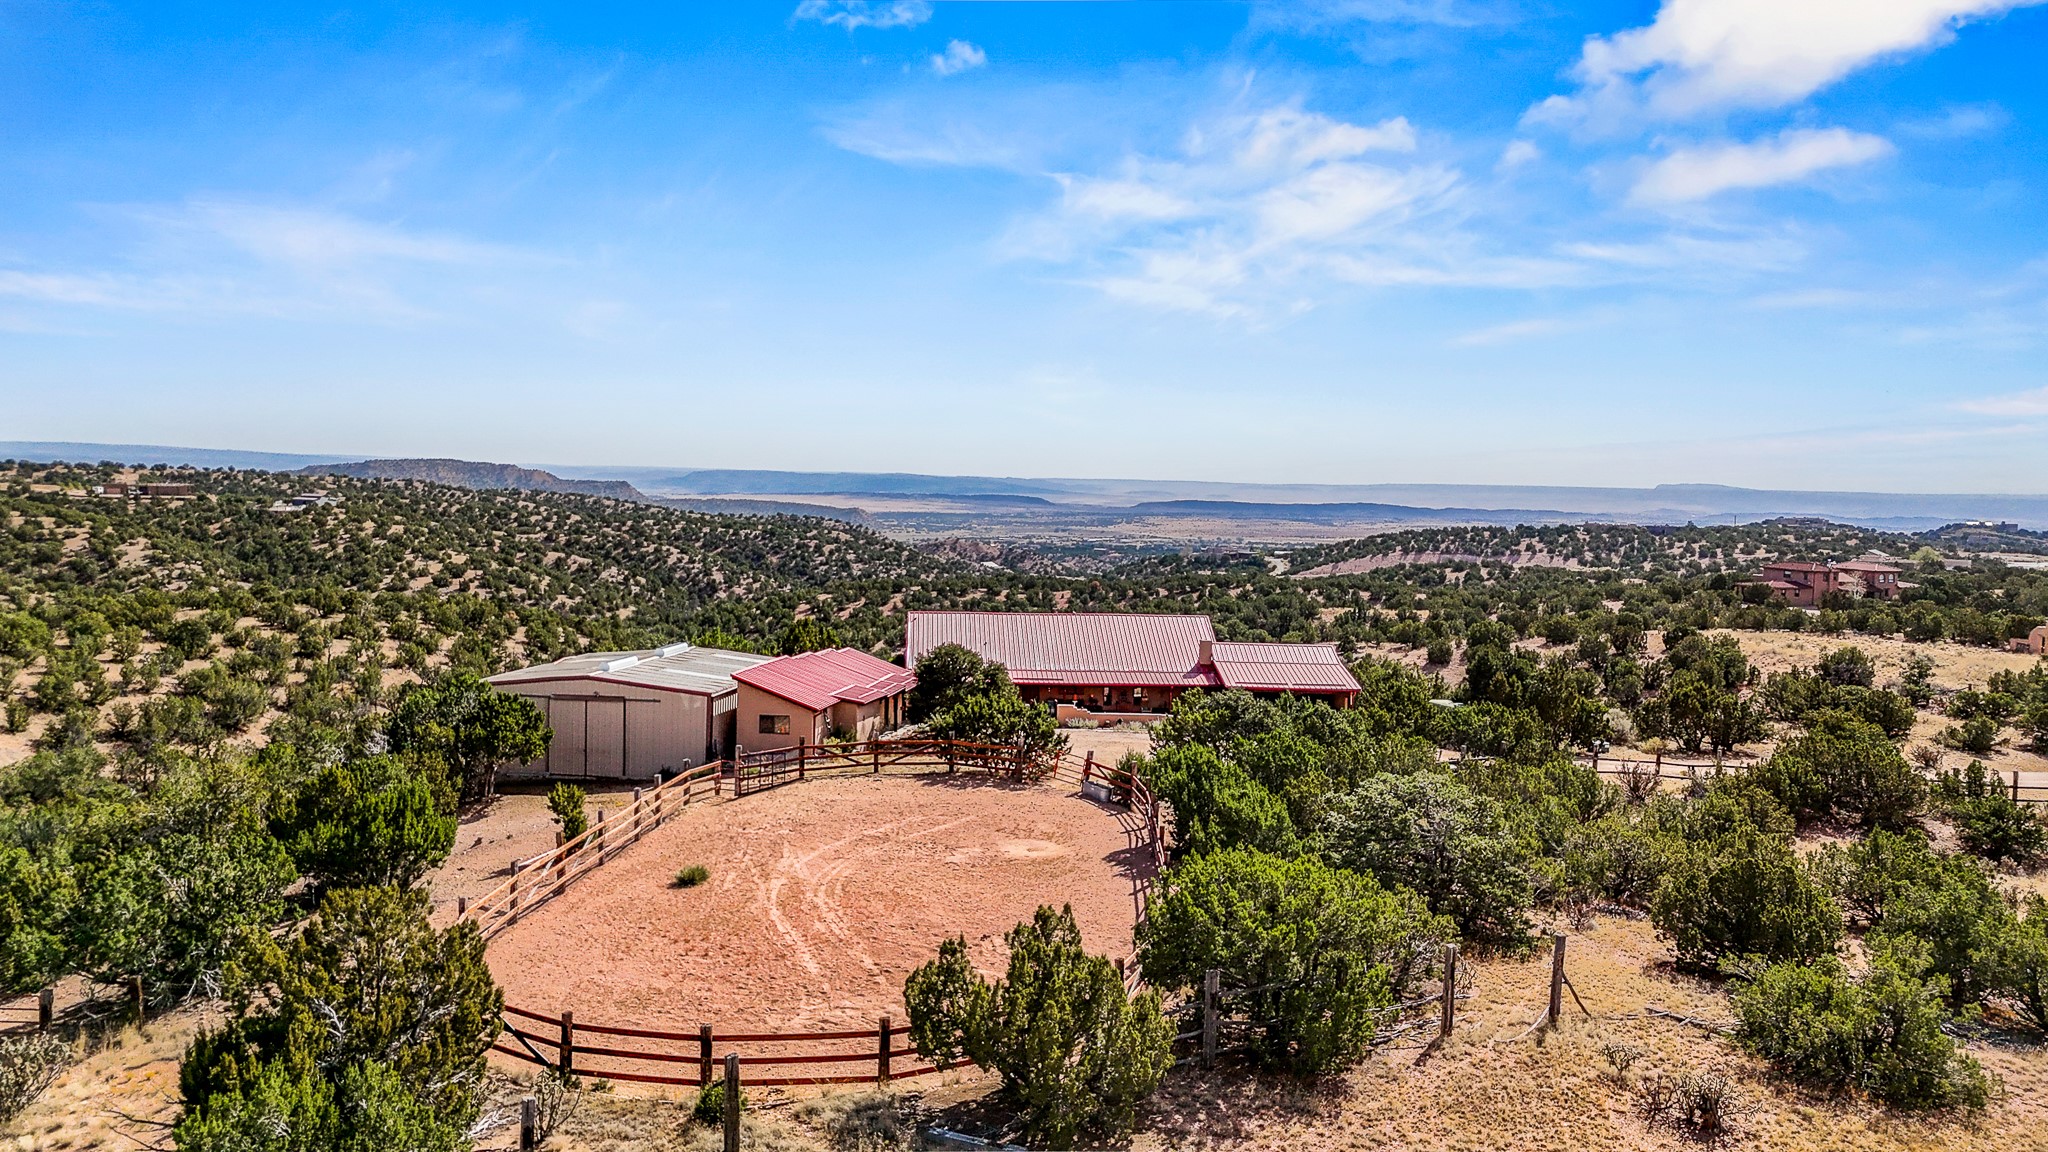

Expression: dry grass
xmin=0 ymin=1005 xmax=213 ymax=1151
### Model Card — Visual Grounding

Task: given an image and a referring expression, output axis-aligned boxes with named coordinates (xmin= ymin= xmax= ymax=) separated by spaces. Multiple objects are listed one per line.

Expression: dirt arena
xmin=483 ymin=772 xmax=1154 ymax=1033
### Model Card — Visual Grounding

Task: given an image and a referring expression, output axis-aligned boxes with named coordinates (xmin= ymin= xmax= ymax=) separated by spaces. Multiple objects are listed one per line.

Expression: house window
xmin=759 ymin=714 xmax=791 ymax=735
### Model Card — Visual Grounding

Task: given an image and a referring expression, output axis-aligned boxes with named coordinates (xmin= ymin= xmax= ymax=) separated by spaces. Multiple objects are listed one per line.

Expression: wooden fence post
xmin=558 ymin=1010 xmax=575 ymax=1075
xmin=877 ymin=1015 xmax=893 ymax=1085
xmin=872 ymin=743 xmax=881 ymax=774
xmin=1439 ymin=943 xmax=1458 ymax=1042
xmin=2015 ymin=771 xmax=2023 ymax=803
xmin=127 ymin=975 xmax=144 ymax=1023
xmin=1201 ymin=968 xmax=1220 ymax=1068
xmin=945 ymin=743 xmax=956 ymax=774
xmin=722 ymin=1053 xmax=742 ymax=1152
xmin=519 ymin=1095 xmax=537 ymax=1150
xmin=1082 ymin=750 xmax=1095 ymax=788
xmin=38 ymin=985 xmax=54 ymax=1030
xmin=1547 ymin=934 xmax=1566 ymax=1033
xmin=457 ymin=896 xmax=468 ymax=917
xmin=699 ymin=1024 xmax=714 ymax=1087
xmin=594 ymin=809 xmax=606 ymax=860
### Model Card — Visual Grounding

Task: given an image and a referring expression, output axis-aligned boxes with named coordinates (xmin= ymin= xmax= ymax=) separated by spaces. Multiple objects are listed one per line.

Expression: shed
xmin=486 ymin=643 xmax=775 ymax=780
xmin=733 ymin=648 xmax=916 ymax=753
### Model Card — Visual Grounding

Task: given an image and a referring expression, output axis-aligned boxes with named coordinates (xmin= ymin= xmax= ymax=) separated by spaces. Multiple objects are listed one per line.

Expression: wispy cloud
xmin=0 ymin=199 xmax=546 ymax=323
xmin=1529 ymin=0 xmax=2044 ymax=127
xmin=1629 ymin=127 xmax=1893 ymax=204
xmin=930 ymin=40 xmax=986 ymax=77
xmin=792 ymin=1 xmax=931 ymax=30
xmin=1956 ymin=385 xmax=2048 ymax=416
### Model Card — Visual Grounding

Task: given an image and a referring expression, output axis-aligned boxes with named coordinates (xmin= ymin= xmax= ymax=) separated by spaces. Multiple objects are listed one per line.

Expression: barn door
xmin=549 ymin=698 xmax=588 ymax=777
xmin=586 ymin=698 xmax=627 ymax=778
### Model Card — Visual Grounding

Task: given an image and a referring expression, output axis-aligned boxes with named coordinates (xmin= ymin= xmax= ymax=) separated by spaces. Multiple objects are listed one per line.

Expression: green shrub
xmin=547 ymin=783 xmax=588 ymax=843
xmin=1751 ymin=712 xmax=1924 ymax=831
xmin=386 ymin=672 xmax=551 ymax=801
xmin=907 ymin=644 xmax=1012 ymax=723
xmin=924 ymin=687 xmax=1065 ymax=760
xmin=1941 ymin=716 xmax=2002 ymax=757
xmin=176 ymin=885 xmax=502 ymax=1147
xmin=1951 ymin=794 xmax=2047 ymax=867
xmin=1136 ymin=847 xmax=1452 ymax=1073
xmin=906 ymin=905 xmax=1172 ymax=1147
xmin=1866 ymin=856 xmax=2011 ymax=1007
xmin=1651 ymin=825 xmax=1841 ymax=970
xmin=692 ymin=1077 xmax=743 ymax=1126
xmin=1811 ymin=830 xmax=1943 ymax=928
xmin=1990 ymin=895 xmax=2048 ymax=1034
xmin=1317 ymin=770 xmax=1533 ymax=947
xmin=672 ymin=864 xmax=710 ymax=888
xmin=276 ymin=755 xmax=455 ymax=891
xmin=1145 ymin=745 xmax=1297 ymax=859
xmin=1732 ymin=952 xmax=1992 ymax=1111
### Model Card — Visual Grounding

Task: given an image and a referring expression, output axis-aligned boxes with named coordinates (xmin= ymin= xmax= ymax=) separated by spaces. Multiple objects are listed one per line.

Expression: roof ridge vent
xmin=655 ymin=642 xmax=694 ymax=658
xmin=599 ymin=655 xmax=643 ymax=673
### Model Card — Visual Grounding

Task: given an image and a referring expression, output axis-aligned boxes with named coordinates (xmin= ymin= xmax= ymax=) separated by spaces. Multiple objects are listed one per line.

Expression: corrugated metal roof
xmin=1210 ymin=642 xmax=1361 ymax=693
xmin=906 ymin=611 xmax=1217 ymax=686
xmin=733 ymin=648 xmax=916 ymax=712
xmin=487 ymin=643 xmax=775 ymax=696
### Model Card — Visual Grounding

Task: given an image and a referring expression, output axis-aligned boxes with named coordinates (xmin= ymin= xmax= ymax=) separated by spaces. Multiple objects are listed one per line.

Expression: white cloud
xmin=1532 ymin=0 xmax=2043 ymax=125
xmin=988 ymin=105 xmax=1574 ymax=316
xmin=930 ymin=40 xmax=986 ymax=77
xmin=1956 ymin=385 xmax=2048 ymax=416
xmin=1629 ymin=127 xmax=1893 ymax=204
xmin=1497 ymin=140 xmax=1541 ymax=169
xmin=792 ymin=1 xmax=931 ymax=30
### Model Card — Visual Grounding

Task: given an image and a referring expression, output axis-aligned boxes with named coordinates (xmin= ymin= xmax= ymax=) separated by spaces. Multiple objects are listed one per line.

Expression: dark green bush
xmin=1990 ymin=895 xmax=2048 ymax=1034
xmin=1145 ymin=745 xmax=1297 ymax=859
xmin=1650 ymin=825 xmax=1841 ymax=970
xmin=1732 ymin=952 xmax=1991 ymax=1111
xmin=547 ymin=782 xmax=588 ymax=842
xmin=276 ymin=755 xmax=455 ymax=891
xmin=1136 ymin=847 xmax=1452 ymax=1073
xmin=906 ymin=905 xmax=1172 ymax=1146
xmin=692 ymin=1077 xmax=743 ymax=1126
xmin=1317 ymin=770 xmax=1532 ymax=947
xmin=1751 ymin=712 xmax=1923 ymax=831
xmin=672 ymin=864 xmax=710 ymax=888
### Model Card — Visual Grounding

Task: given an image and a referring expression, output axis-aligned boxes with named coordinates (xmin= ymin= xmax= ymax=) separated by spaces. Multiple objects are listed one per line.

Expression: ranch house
xmin=733 ymin=647 xmax=916 ymax=754
xmin=487 ymin=643 xmax=776 ymax=780
xmin=903 ymin=610 xmax=1360 ymax=718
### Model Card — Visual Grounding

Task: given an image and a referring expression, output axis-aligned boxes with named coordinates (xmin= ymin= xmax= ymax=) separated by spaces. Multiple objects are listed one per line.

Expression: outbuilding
xmin=733 ymin=647 xmax=916 ymax=754
xmin=486 ymin=643 xmax=775 ymax=780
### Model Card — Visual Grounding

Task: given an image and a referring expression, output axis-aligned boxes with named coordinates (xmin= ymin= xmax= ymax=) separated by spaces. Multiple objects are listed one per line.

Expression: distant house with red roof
xmin=904 ymin=610 xmax=1359 ymax=715
xmin=1753 ymin=558 xmax=1905 ymax=607
xmin=733 ymin=647 xmax=916 ymax=752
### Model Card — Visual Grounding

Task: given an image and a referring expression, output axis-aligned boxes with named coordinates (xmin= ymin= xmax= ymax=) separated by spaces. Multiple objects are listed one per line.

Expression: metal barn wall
xmin=500 ymin=681 xmax=716 ymax=780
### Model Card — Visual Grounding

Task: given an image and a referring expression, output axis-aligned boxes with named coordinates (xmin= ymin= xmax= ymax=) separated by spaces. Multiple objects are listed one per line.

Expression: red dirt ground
xmin=483 ymin=772 xmax=1154 ymax=1035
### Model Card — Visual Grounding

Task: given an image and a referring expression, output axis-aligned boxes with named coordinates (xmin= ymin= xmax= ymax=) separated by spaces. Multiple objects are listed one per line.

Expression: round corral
xmin=484 ymin=773 xmax=1154 ymax=1033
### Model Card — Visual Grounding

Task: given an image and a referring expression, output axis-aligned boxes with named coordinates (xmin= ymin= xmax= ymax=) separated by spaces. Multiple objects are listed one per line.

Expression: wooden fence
xmin=1459 ymin=748 xmax=2048 ymax=806
xmin=493 ymin=1006 xmax=957 ymax=1088
xmin=474 ymin=739 xmax=1166 ymax=1086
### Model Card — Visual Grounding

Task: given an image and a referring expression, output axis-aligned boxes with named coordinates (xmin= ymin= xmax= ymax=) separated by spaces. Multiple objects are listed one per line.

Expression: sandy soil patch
xmin=482 ymin=774 xmax=1153 ymax=1034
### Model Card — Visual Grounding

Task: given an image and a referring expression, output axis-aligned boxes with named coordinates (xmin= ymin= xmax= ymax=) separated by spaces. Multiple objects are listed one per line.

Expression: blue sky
xmin=2 ymin=1 xmax=2045 ymax=492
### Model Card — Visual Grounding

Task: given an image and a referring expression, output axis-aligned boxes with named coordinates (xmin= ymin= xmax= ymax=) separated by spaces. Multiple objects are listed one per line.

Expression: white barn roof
xmin=487 ymin=642 xmax=774 ymax=697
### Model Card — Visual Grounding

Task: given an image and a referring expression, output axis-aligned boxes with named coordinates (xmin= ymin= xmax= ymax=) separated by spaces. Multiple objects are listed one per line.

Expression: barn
xmin=486 ymin=643 xmax=775 ymax=781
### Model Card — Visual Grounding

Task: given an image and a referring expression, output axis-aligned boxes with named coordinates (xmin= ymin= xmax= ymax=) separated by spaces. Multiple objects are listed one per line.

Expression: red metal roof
xmin=905 ymin=611 xmax=1356 ymax=695
xmin=906 ymin=611 xmax=1219 ymax=688
xmin=1210 ymin=642 xmax=1361 ymax=694
xmin=732 ymin=648 xmax=916 ymax=713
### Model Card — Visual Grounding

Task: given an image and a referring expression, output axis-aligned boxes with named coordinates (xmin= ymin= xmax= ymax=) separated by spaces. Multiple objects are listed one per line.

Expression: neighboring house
xmin=732 ymin=647 xmax=916 ymax=753
xmin=486 ymin=643 xmax=776 ymax=780
xmin=903 ymin=610 xmax=1360 ymax=714
xmin=267 ymin=491 xmax=342 ymax=513
xmin=2012 ymin=624 xmax=2048 ymax=655
xmin=1753 ymin=559 xmax=1905 ymax=606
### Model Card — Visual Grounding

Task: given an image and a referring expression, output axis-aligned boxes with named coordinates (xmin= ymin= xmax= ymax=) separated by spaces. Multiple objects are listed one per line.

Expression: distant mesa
xmin=299 ymin=458 xmax=650 ymax=502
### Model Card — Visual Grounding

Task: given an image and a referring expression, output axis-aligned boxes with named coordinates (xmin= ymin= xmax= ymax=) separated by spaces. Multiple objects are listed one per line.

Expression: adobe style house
xmin=733 ymin=647 xmax=915 ymax=753
xmin=2013 ymin=624 xmax=2048 ymax=656
xmin=1753 ymin=558 xmax=1904 ymax=607
xmin=904 ymin=610 xmax=1360 ymax=715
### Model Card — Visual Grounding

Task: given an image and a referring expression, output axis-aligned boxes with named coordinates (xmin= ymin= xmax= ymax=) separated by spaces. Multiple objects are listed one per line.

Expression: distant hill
xmin=300 ymin=458 xmax=650 ymax=502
